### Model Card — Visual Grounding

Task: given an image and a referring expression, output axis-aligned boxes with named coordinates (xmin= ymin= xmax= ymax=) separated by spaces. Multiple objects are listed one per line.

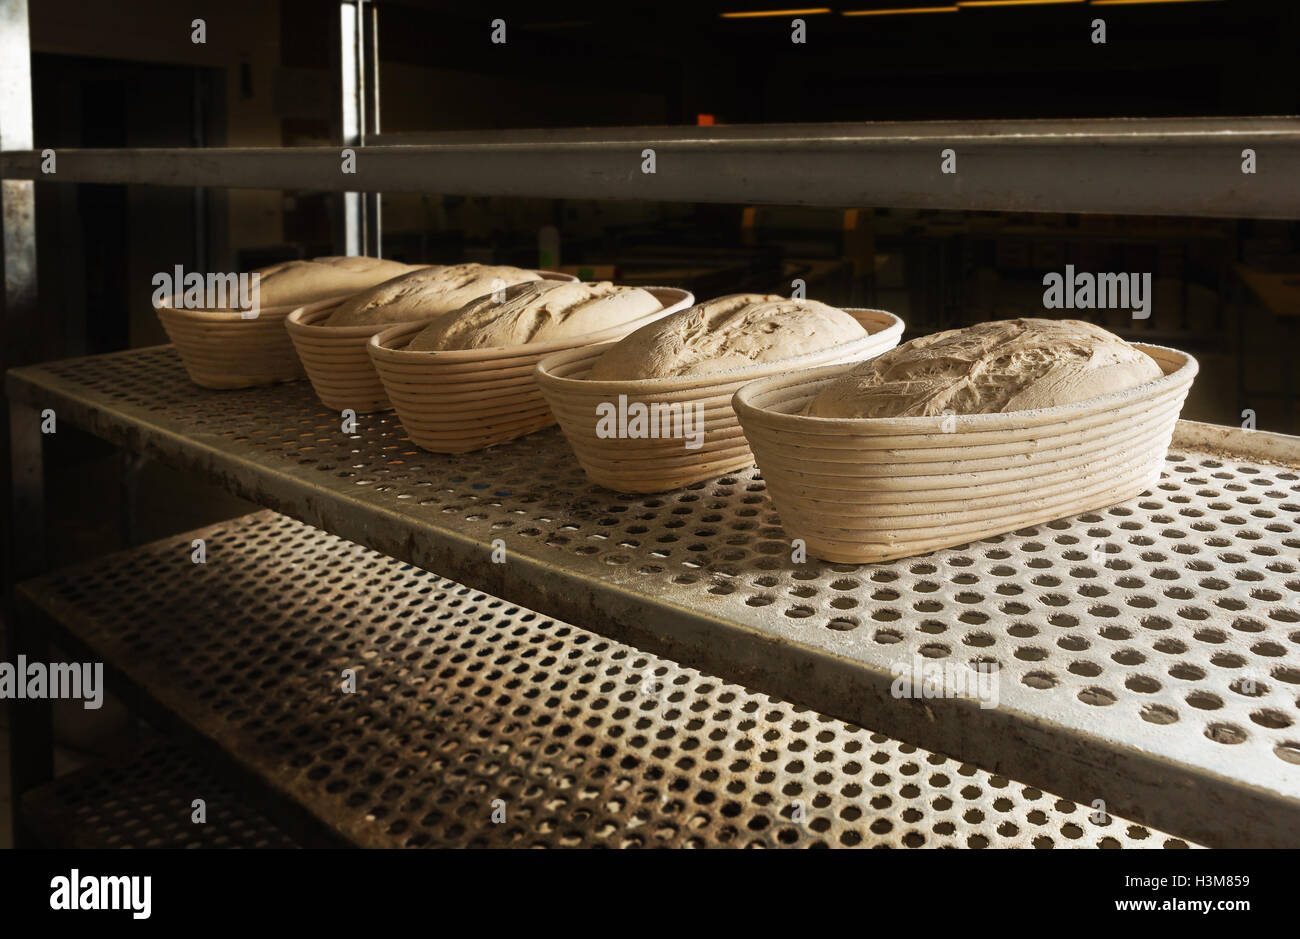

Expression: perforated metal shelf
xmin=21 ymin=740 xmax=299 ymax=849
xmin=16 ymin=511 xmax=1197 ymax=848
xmin=7 ymin=347 xmax=1299 ymax=845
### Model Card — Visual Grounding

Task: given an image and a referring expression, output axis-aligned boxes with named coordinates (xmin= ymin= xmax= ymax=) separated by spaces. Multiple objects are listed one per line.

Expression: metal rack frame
xmin=7 ymin=351 xmax=1300 ymax=847
xmin=4 ymin=0 xmax=1300 ymax=850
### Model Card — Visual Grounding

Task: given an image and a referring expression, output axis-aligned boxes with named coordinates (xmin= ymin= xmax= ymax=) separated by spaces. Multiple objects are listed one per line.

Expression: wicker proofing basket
xmin=155 ymin=295 xmax=344 ymax=390
xmin=534 ymin=309 xmax=904 ymax=493
xmin=732 ymin=343 xmax=1198 ymax=564
xmin=285 ymin=270 xmax=578 ymax=413
xmin=368 ymin=286 xmax=695 ymax=454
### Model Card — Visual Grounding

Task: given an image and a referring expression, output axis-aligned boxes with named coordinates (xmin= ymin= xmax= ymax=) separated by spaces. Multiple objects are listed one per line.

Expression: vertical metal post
xmin=192 ymin=68 xmax=208 ymax=273
xmin=336 ymin=0 xmax=361 ymax=257
xmin=119 ymin=450 xmax=148 ymax=548
xmin=1 ymin=0 xmax=50 ymax=847
xmin=334 ymin=0 xmax=380 ymax=257
xmin=361 ymin=0 xmax=381 ymax=257
xmin=0 ymin=0 xmax=36 ymax=365
xmin=6 ymin=403 xmax=51 ymax=848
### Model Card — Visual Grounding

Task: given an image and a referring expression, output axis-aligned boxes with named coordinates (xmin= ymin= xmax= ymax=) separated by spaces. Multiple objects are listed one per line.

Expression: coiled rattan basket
xmin=156 ymin=296 xmax=342 ymax=390
xmin=535 ymin=308 xmax=904 ymax=493
xmin=368 ymin=286 xmax=694 ymax=454
xmin=286 ymin=270 xmax=577 ymax=413
xmin=732 ymin=343 xmax=1198 ymax=564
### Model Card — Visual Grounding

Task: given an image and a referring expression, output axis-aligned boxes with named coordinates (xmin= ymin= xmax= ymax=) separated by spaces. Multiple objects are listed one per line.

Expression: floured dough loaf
xmin=323 ymin=263 xmax=544 ymax=327
xmin=805 ymin=318 xmax=1162 ymax=418
xmin=406 ymin=280 xmax=662 ymax=351
xmin=586 ymin=294 xmax=867 ymax=380
xmin=213 ymin=256 xmax=421 ymax=309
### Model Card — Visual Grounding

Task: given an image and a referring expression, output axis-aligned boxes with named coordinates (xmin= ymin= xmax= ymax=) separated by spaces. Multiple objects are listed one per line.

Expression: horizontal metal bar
xmin=365 ymin=117 xmax=1300 ymax=146
xmin=4 ymin=117 xmax=1300 ymax=217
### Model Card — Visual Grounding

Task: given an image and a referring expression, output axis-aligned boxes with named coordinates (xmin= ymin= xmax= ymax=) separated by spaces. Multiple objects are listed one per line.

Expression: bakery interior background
xmin=13 ymin=0 xmax=1300 ymax=572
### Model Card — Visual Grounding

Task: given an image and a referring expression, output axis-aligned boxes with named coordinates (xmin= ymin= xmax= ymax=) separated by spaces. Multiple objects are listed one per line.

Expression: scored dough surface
xmin=208 ymin=255 xmax=421 ymax=310
xmin=586 ymin=294 xmax=868 ymax=380
xmin=406 ymin=280 xmax=662 ymax=351
xmin=324 ymin=263 xmax=543 ymax=327
xmin=804 ymin=317 xmax=1163 ymax=418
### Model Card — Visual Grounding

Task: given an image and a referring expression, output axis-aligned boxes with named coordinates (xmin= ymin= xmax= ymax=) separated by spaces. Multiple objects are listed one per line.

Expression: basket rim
xmin=283 ymin=269 xmax=579 ymax=337
xmin=286 ymin=301 xmax=384 ymax=337
xmin=534 ymin=307 xmax=905 ymax=393
xmin=367 ymin=285 xmax=695 ymax=362
xmin=157 ymin=293 xmax=352 ymax=323
xmin=733 ymin=341 xmax=1198 ymax=433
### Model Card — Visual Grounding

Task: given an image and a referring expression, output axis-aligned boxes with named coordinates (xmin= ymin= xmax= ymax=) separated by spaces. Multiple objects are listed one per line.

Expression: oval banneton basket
xmin=155 ymin=295 xmax=346 ymax=390
xmin=732 ymin=343 xmax=1199 ymax=564
xmin=534 ymin=309 xmax=904 ymax=494
xmin=369 ymin=286 xmax=696 ymax=454
xmin=285 ymin=269 xmax=578 ymax=413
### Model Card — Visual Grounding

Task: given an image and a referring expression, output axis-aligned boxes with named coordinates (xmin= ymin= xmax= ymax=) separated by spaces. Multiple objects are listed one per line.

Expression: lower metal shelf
xmin=16 ymin=511 xmax=1195 ymax=848
xmin=21 ymin=740 xmax=298 ymax=849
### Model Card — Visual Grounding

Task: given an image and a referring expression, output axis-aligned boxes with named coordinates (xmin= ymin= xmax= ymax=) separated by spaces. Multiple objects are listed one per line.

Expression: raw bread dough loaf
xmin=586 ymin=294 xmax=867 ymax=380
xmin=406 ymin=280 xmax=662 ymax=352
xmin=323 ymin=263 xmax=544 ymax=327
xmin=804 ymin=318 xmax=1162 ymax=418
xmin=223 ymin=256 xmax=421 ymax=309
